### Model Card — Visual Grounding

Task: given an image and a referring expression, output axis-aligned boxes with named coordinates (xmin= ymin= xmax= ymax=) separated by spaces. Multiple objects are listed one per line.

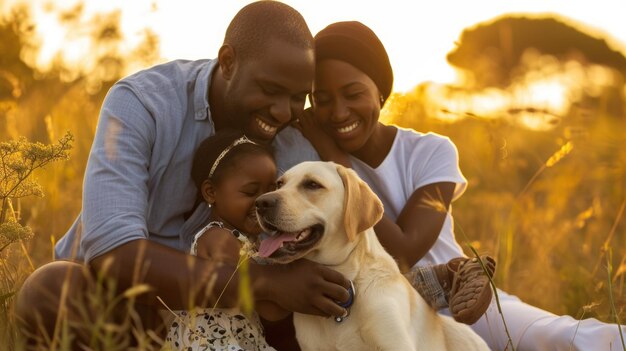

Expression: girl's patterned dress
xmin=165 ymin=222 xmax=276 ymax=351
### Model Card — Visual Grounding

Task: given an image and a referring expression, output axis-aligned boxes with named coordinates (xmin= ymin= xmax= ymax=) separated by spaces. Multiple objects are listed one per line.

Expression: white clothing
xmin=468 ymin=291 xmax=626 ymax=350
xmin=348 ymin=128 xmax=467 ymax=266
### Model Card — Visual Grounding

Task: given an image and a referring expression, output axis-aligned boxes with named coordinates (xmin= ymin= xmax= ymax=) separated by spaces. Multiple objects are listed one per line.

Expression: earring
xmin=379 ymin=95 xmax=384 ymax=104
xmin=208 ymin=203 xmax=212 ymax=208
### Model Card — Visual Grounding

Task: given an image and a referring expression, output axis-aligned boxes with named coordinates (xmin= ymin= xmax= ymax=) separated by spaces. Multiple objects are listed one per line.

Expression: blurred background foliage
xmin=0 ymin=1 xmax=624 ymax=346
xmin=385 ymin=13 xmax=626 ymax=322
xmin=0 ymin=3 xmax=160 ymax=345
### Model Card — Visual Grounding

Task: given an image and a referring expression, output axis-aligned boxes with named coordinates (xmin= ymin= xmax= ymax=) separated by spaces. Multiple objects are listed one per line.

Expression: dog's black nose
xmin=255 ymin=194 xmax=277 ymax=215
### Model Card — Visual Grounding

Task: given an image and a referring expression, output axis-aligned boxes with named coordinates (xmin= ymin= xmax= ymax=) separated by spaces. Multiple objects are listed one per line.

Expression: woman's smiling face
xmin=312 ymin=59 xmax=382 ymax=154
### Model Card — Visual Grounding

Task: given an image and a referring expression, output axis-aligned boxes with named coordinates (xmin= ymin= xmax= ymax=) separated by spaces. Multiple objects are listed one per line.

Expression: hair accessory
xmin=208 ymin=135 xmax=258 ymax=178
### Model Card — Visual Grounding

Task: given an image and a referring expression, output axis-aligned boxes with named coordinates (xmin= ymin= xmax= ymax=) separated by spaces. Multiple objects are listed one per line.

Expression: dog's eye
xmin=276 ymin=180 xmax=284 ymax=189
xmin=303 ymin=180 xmax=323 ymax=190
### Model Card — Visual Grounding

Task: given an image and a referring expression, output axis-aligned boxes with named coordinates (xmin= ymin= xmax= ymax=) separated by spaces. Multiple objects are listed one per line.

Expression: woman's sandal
xmin=447 ymin=256 xmax=496 ymax=325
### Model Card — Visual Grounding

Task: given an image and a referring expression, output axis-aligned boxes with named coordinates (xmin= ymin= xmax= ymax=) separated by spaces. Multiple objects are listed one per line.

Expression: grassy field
xmin=2 ymin=3 xmax=624 ymax=348
xmin=1 ymin=86 xmax=625 ymax=349
xmin=389 ymin=91 xmax=626 ymax=324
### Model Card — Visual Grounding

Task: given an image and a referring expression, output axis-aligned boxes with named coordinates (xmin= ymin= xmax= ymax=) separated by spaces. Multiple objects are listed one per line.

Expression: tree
xmin=447 ymin=15 xmax=626 ymax=88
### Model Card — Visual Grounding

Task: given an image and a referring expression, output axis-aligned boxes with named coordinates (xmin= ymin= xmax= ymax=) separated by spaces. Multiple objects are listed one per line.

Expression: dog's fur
xmin=256 ymin=161 xmax=489 ymax=350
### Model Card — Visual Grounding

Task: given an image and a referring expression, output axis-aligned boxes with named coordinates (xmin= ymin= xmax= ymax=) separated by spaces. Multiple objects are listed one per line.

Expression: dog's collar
xmin=334 ymin=280 xmax=355 ymax=323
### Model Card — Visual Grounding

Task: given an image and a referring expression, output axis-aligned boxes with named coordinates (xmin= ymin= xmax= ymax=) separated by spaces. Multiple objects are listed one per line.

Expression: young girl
xmin=165 ymin=129 xmax=281 ymax=351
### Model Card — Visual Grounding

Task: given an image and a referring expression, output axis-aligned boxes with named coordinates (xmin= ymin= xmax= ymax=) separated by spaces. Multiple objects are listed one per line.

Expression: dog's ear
xmin=336 ymin=165 xmax=384 ymax=241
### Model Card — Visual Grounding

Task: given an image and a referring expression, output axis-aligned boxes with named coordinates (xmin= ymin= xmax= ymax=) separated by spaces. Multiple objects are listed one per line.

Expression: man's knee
xmin=15 ymin=260 xmax=166 ymax=347
xmin=15 ymin=260 xmax=92 ymax=342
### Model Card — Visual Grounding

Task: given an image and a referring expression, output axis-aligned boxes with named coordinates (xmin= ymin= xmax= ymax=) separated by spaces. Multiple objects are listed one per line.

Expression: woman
xmin=274 ymin=20 xmax=625 ymax=350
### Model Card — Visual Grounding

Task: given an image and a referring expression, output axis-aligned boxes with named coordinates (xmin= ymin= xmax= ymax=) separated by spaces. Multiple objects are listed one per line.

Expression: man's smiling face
xmin=223 ymin=38 xmax=314 ymax=143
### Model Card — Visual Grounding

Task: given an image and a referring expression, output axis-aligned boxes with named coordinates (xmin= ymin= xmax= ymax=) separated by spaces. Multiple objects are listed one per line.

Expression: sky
xmin=5 ymin=0 xmax=626 ymax=93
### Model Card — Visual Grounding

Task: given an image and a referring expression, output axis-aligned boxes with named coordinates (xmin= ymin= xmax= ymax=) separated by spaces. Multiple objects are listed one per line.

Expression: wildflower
xmin=0 ymin=132 xmax=73 ymax=251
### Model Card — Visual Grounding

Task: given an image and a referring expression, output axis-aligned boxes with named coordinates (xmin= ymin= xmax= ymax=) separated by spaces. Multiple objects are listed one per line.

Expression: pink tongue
xmin=258 ymin=233 xmax=298 ymax=257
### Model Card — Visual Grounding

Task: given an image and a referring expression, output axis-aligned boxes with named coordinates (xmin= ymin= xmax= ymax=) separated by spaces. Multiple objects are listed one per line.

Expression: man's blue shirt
xmin=55 ymin=59 xmax=217 ymax=261
xmin=55 ymin=59 xmax=320 ymax=262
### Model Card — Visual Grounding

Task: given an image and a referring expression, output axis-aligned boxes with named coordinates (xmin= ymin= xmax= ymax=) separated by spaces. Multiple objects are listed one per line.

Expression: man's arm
xmin=90 ymin=239 xmax=351 ymax=316
xmin=80 ymin=83 xmax=157 ymax=262
xmin=84 ymin=83 xmax=349 ymax=316
xmin=90 ymin=239 xmax=240 ymax=308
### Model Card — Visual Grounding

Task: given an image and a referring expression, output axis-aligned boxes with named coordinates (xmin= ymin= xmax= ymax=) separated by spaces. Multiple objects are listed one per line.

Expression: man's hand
xmin=251 ymin=258 xmax=350 ymax=318
xmin=255 ymin=300 xmax=290 ymax=322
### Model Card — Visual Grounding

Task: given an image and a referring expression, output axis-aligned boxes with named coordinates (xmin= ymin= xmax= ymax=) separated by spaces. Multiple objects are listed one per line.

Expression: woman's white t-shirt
xmin=273 ymin=126 xmax=468 ymax=267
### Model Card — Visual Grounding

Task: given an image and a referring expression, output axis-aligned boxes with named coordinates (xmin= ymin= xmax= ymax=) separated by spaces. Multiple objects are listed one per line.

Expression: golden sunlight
xmin=7 ymin=0 xmax=625 ymax=92
xmin=2 ymin=2 xmax=626 ymax=347
xmin=4 ymin=0 xmax=626 ymax=131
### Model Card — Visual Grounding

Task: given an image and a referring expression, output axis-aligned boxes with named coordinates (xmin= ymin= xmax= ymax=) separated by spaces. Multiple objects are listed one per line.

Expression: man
xmin=15 ymin=2 xmax=349 ymax=349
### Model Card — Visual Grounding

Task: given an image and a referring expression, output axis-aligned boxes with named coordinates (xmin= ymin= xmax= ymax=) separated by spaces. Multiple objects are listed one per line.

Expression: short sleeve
xmin=411 ymin=135 xmax=467 ymax=201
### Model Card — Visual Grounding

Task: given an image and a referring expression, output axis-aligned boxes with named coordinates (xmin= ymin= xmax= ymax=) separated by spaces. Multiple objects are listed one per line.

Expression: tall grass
xmin=389 ymin=92 xmax=626 ymax=327
xmin=2 ymin=75 xmax=625 ymax=350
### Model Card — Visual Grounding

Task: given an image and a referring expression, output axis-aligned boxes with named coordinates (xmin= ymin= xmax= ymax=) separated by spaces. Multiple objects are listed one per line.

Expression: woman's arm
xmin=309 ymin=138 xmax=455 ymax=270
xmin=374 ymin=182 xmax=455 ymax=271
xmin=297 ymin=110 xmax=456 ymax=270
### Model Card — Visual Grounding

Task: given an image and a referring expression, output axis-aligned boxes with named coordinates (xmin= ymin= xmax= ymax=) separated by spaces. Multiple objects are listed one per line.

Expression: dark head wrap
xmin=315 ymin=21 xmax=394 ymax=103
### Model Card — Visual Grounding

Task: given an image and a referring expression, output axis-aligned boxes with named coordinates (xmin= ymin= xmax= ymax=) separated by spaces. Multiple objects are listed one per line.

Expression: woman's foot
xmin=436 ymin=256 xmax=496 ymax=325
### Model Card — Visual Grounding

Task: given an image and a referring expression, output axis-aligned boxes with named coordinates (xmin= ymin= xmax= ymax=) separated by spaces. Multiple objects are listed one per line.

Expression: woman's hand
xmin=294 ymin=108 xmax=333 ymax=151
xmin=294 ymin=108 xmax=351 ymax=167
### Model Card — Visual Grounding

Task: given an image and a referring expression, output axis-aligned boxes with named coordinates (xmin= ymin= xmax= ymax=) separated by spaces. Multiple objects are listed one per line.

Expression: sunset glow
xmin=2 ymin=1 xmax=626 ymax=342
xmin=4 ymin=0 xmax=625 ymax=93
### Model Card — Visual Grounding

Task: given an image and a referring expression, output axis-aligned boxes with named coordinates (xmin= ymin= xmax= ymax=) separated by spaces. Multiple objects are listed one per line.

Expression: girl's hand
xmin=294 ymin=108 xmax=351 ymax=167
xmin=195 ymin=227 xmax=241 ymax=266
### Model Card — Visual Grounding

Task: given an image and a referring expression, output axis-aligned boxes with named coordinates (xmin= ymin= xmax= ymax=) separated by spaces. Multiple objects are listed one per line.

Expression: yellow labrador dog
xmin=255 ymin=161 xmax=489 ymax=351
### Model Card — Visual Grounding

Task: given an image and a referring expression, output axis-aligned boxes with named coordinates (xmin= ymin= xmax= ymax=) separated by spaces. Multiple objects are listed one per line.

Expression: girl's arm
xmin=195 ymin=228 xmax=242 ymax=265
xmin=195 ymin=228 xmax=292 ymax=321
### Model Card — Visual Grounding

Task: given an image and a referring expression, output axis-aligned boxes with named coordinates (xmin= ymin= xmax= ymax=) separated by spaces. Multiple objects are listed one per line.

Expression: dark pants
xmin=14 ymin=260 xmax=166 ymax=350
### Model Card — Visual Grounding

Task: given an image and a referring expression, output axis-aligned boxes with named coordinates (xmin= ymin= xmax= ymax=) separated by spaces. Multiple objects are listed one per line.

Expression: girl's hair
xmin=191 ymin=129 xmax=274 ymax=189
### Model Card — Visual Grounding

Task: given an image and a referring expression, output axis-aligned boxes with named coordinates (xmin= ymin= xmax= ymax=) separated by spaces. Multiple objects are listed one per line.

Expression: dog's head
xmin=255 ymin=161 xmax=384 ymax=265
